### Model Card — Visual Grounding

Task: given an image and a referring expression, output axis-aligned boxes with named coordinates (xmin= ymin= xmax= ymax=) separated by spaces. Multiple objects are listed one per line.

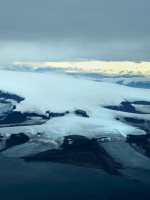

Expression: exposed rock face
xmin=124 ymin=117 xmax=145 ymax=124
xmin=61 ymin=135 xmax=93 ymax=150
xmin=74 ymin=110 xmax=89 ymax=118
xmin=126 ymin=81 xmax=150 ymax=89
xmin=0 ymin=90 xmax=25 ymax=103
xmin=5 ymin=133 xmax=30 ymax=149
xmin=46 ymin=111 xmax=69 ymax=118
xmin=131 ymin=101 xmax=150 ymax=105
xmin=104 ymin=100 xmax=150 ymax=114
xmin=104 ymin=101 xmax=138 ymax=113
xmin=115 ymin=80 xmax=150 ymax=89
xmin=0 ymin=111 xmax=27 ymax=124
xmin=22 ymin=135 xmax=122 ymax=176
xmin=0 ymin=134 xmax=3 ymax=142
xmin=0 ymin=111 xmax=48 ymax=126
xmin=0 ymin=110 xmax=70 ymax=127
xmin=116 ymin=116 xmax=150 ymax=131
xmin=0 ymin=133 xmax=30 ymax=151
xmin=127 ymin=134 xmax=150 ymax=158
xmin=120 ymin=101 xmax=136 ymax=112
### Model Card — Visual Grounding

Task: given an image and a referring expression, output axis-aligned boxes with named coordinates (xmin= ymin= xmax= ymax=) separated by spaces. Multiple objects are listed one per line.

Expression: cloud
xmin=0 ymin=0 xmax=150 ymax=61
xmin=12 ymin=60 xmax=150 ymax=76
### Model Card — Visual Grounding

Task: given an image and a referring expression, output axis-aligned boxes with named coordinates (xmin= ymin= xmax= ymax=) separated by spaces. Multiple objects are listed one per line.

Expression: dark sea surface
xmin=0 ymin=154 xmax=150 ymax=200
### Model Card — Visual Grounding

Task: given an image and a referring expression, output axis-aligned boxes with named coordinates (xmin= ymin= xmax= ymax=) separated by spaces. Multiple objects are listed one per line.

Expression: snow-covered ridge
xmin=0 ymin=70 xmax=150 ymax=113
xmin=0 ymin=70 xmax=149 ymax=140
xmin=99 ymin=76 xmax=150 ymax=89
xmin=66 ymin=72 xmax=150 ymax=89
xmin=1 ymin=64 xmax=150 ymax=89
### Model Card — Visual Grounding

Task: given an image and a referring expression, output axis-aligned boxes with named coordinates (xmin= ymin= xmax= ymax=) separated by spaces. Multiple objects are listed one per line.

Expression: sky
xmin=0 ymin=0 xmax=150 ymax=63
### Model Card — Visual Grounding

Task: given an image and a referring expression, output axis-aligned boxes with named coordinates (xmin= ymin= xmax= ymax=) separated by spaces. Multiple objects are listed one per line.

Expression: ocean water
xmin=0 ymin=155 xmax=150 ymax=200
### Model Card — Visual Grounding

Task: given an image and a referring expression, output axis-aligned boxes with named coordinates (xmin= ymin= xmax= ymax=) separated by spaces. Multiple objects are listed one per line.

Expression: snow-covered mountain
xmin=1 ymin=63 xmax=150 ymax=89
xmin=99 ymin=76 xmax=150 ymax=89
xmin=66 ymin=72 xmax=150 ymax=89
xmin=0 ymin=70 xmax=150 ymax=180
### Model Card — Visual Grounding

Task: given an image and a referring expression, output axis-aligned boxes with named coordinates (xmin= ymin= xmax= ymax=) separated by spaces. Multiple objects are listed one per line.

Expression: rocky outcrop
xmin=127 ymin=134 xmax=150 ymax=158
xmin=0 ymin=133 xmax=30 ymax=151
xmin=74 ymin=110 xmax=89 ymax=118
xmin=131 ymin=101 xmax=150 ymax=105
xmin=0 ymin=90 xmax=25 ymax=103
xmin=23 ymin=135 xmax=122 ymax=176
xmin=46 ymin=111 xmax=69 ymax=118
xmin=104 ymin=101 xmax=139 ymax=113
xmin=124 ymin=117 xmax=145 ymax=124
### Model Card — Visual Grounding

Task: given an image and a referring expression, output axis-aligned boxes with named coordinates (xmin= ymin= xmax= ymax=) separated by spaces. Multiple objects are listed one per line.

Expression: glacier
xmin=0 ymin=69 xmax=150 ymax=179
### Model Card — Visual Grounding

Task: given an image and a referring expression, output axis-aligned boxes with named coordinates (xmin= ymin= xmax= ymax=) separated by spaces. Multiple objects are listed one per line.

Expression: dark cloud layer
xmin=0 ymin=0 xmax=150 ymax=62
